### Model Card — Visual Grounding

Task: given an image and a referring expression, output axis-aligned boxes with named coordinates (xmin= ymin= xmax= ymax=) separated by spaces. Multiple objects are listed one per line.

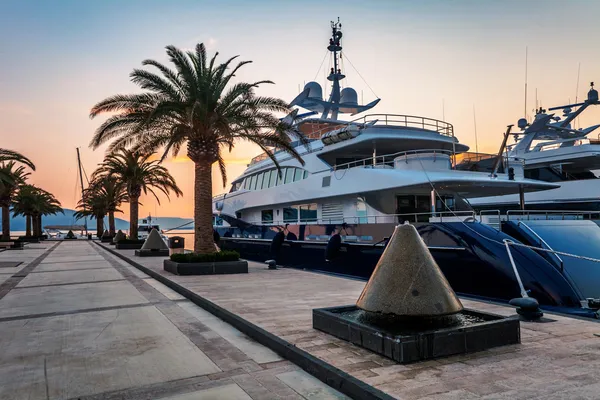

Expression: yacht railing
xmin=241 ymin=210 xmax=475 ymax=227
xmin=506 ymin=210 xmax=600 ymax=221
xmin=248 ymin=113 xmax=455 ymax=166
xmin=354 ymin=114 xmax=454 ymax=137
xmin=332 ymin=149 xmax=455 ymax=171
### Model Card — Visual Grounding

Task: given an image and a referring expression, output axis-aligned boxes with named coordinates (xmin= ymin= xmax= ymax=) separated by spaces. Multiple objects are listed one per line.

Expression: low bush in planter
xmin=170 ymin=250 xmax=240 ymax=263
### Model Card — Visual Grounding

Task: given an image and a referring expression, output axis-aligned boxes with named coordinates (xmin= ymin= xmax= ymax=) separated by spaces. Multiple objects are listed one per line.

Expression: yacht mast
xmin=76 ymin=148 xmax=88 ymax=236
xmin=322 ymin=18 xmax=345 ymax=120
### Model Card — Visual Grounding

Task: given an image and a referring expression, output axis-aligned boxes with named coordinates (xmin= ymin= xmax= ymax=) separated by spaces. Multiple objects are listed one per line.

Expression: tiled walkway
xmin=111 ymin=246 xmax=600 ymax=400
xmin=0 ymin=241 xmax=348 ymax=400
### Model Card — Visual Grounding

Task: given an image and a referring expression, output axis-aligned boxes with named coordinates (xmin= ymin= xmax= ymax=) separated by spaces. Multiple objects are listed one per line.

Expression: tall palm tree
xmin=87 ymin=174 xmax=126 ymax=236
xmin=0 ymin=162 xmax=30 ymax=240
xmin=12 ymin=185 xmax=62 ymax=237
xmin=89 ymin=43 xmax=306 ymax=253
xmin=74 ymin=188 xmax=109 ymax=237
xmin=0 ymin=149 xmax=35 ymax=170
xmin=93 ymin=149 xmax=181 ymax=239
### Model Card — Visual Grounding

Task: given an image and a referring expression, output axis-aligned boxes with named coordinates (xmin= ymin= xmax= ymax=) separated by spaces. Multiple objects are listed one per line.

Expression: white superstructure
xmin=469 ymin=83 xmax=600 ymax=210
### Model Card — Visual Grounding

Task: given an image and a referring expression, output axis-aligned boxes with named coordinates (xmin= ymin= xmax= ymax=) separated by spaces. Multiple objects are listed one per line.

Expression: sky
xmin=2 ymin=0 xmax=600 ymax=219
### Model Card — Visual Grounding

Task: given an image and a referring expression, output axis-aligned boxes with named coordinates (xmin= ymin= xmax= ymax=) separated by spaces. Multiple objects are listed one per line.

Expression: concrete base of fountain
xmin=313 ymin=305 xmax=520 ymax=363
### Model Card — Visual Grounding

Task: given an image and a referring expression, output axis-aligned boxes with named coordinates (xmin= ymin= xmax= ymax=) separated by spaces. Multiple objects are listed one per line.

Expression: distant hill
xmin=1 ymin=209 xmax=193 ymax=232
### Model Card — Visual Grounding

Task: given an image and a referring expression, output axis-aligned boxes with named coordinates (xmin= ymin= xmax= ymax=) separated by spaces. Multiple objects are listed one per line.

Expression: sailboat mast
xmin=76 ymin=148 xmax=88 ymax=236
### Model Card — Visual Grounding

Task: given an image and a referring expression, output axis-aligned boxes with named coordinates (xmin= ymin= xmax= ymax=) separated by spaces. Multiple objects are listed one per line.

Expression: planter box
xmin=19 ymin=237 xmax=39 ymax=243
xmin=164 ymin=259 xmax=248 ymax=275
xmin=313 ymin=305 xmax=520 ymax=364
xmin=0 ymin=241 xmax=24 ymax=250
xmin=115 ymin=242 xmax=144 ymax=250
xmin=101 ymin=236 xmax=114 ymax=243
xmin=135 ymin=249 xmax=169 ymax=257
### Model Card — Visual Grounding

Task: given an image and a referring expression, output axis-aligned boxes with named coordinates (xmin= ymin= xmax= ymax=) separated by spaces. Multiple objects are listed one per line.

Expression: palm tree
xmin=74 ymin=188 xmax=109 ymax=237
xmin=33 ymin=190 xmax=62 ymax=237
xmin=12 ymin=185 xmax=62 ymax=237
xmin=0 ymin=162 xmax=31 ymax=240
xmin=93 ymin=149 xmax=181 ymax=239
xmin=87 ymin=174 xmax=126 ymax=236
xmin=89 ymin=43 xmax=306 ymax=253
xmin=0 ymin=149 xmax=35 ymax=170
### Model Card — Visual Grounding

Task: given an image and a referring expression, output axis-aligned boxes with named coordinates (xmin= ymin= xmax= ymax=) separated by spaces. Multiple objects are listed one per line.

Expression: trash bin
xmin=168 ymin=236 xmax=185 ymax=255
xmin=87 ymin=234 xmax=93 ymax=240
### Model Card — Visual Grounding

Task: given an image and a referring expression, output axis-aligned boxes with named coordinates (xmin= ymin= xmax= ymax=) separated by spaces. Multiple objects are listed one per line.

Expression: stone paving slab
xmin=0 ymin=306 xmax=220 ymax=400
xmin=16 ymin=267 xmax=124 ymax=288
xmin=33 ymin=260 xmax=111 ymax=272
xmin=0 ymin=240 xmax=349 ymax=400
xmin=0 ymin=280 xmax=149 ymax=319
xmin=160 ymin=383 xmax=253 ymax=400
xmin=109 ymin=246 xmax=600 ymax=400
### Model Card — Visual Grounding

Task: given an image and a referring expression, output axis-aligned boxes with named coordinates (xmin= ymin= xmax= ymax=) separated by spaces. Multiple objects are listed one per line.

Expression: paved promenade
xmin=0 ymin=241 xmax=347 ymax=400
xmin=109 ymin=246 xmax=600 ymax=400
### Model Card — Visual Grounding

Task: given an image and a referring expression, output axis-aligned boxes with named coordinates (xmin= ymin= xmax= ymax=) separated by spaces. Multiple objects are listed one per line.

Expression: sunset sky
xmin=2 ymin=0 xmax=600 ymax=219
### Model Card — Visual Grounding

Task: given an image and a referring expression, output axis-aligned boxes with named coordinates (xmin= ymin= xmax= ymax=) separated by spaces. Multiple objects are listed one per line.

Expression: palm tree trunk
xmin=37 ymin=215 xmax=42 ymax=236
xmin=1 ymin=205 xmax=10 ymax=240
xmin=96 ymin=216 xmax=104 ymax=238
xmin=32 ymin=214 xmax=38 ymax=237
xmin=194 ymin=161 xmax=215 ymax=254
xmin=26 ymin=215 xmax=31 ymax=237
xmin=108 ymin=211 xmax=115 ymax=236
xmin=129 ymin=196 xmax=139 ymax=239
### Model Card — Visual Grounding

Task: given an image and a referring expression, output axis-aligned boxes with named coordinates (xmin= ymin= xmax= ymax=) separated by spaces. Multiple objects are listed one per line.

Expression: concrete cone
xmin=356 ymin=223 xmax=463 ymax=317
xmin=113 ymin=230 xmax=126 ymax=243
xmin=141 ymin=229 xmax=168 ymax=250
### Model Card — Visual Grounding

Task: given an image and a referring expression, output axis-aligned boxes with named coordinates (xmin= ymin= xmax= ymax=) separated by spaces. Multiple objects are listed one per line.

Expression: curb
xmin=95 ymin=242 xmax=394 ymax=400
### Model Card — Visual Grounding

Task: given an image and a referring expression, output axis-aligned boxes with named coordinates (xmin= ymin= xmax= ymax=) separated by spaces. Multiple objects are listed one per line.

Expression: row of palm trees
xmin=75 ymin=149 xmax=181 ymax=239
xmin=0 ymin=149 xmax=62 ymax=239
xmin=88 ymin=43 xmax=305 ymax=254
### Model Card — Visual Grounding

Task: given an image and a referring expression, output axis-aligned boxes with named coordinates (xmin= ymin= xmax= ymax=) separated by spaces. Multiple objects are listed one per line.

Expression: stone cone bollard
xmin=356 ymin=223 xmax=463 ymax=317
xmin=113 ymin=230 xmax=126 ymax=243
xmin=141 ymin=229 xmax=168 ymax=250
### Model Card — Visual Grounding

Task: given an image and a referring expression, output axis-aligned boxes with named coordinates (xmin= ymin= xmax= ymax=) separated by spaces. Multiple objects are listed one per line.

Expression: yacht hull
xmin=217 ymin=221 xmax=595 ymax=317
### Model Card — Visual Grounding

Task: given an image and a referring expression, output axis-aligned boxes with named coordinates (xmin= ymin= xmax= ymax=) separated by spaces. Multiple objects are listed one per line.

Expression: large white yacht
xmin=466 ymin=84 xmax=600 ymax=211
xmin=211 ymin=20 xmax=600 ymax=318
xmin=213 ymin=20 xmax=556 ymax=235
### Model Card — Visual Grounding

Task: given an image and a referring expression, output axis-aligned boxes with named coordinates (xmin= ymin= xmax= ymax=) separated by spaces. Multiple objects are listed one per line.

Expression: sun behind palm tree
xmin=89 ymin=43 xmax=306 ymax=254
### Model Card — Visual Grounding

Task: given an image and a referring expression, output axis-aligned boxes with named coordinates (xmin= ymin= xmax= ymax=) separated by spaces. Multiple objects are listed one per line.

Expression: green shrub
xmin=65 ymin=230 xmax=75 ymax=239
xmin=170 ymin=250 xmax=240 ymax=263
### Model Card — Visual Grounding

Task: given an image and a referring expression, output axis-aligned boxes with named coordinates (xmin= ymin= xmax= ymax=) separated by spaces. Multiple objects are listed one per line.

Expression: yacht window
xmin=214 ymin=216 xmax=223 ymax=226
xmin=242 ymin=177 xmax=249 ymax=190
xmin=258 ymin=172 xmax=266 ymax=190
xmin=261 ymin=210 xmax=273 ymax=223
xmin=293 ymin=168 xmax=303 ymax=182
xmin=235 ymin=212 xmax=242 ymax=219
xmin=276 ymin=169 xmax=284 ymax=185
xmin=284 ymin=168 xmax=294 ymax=184
xmin=268 ymin=169 xmax=277 ymax=187
xmin=303 ymin=170 xmax=309 ymax=179
xmin=299 ymin=203 xmax=318 ymax=222
xmin=283 ymin=206 xmax=298 ymax=223
xmin=249 ymin=175 xmax=257 ymax=190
